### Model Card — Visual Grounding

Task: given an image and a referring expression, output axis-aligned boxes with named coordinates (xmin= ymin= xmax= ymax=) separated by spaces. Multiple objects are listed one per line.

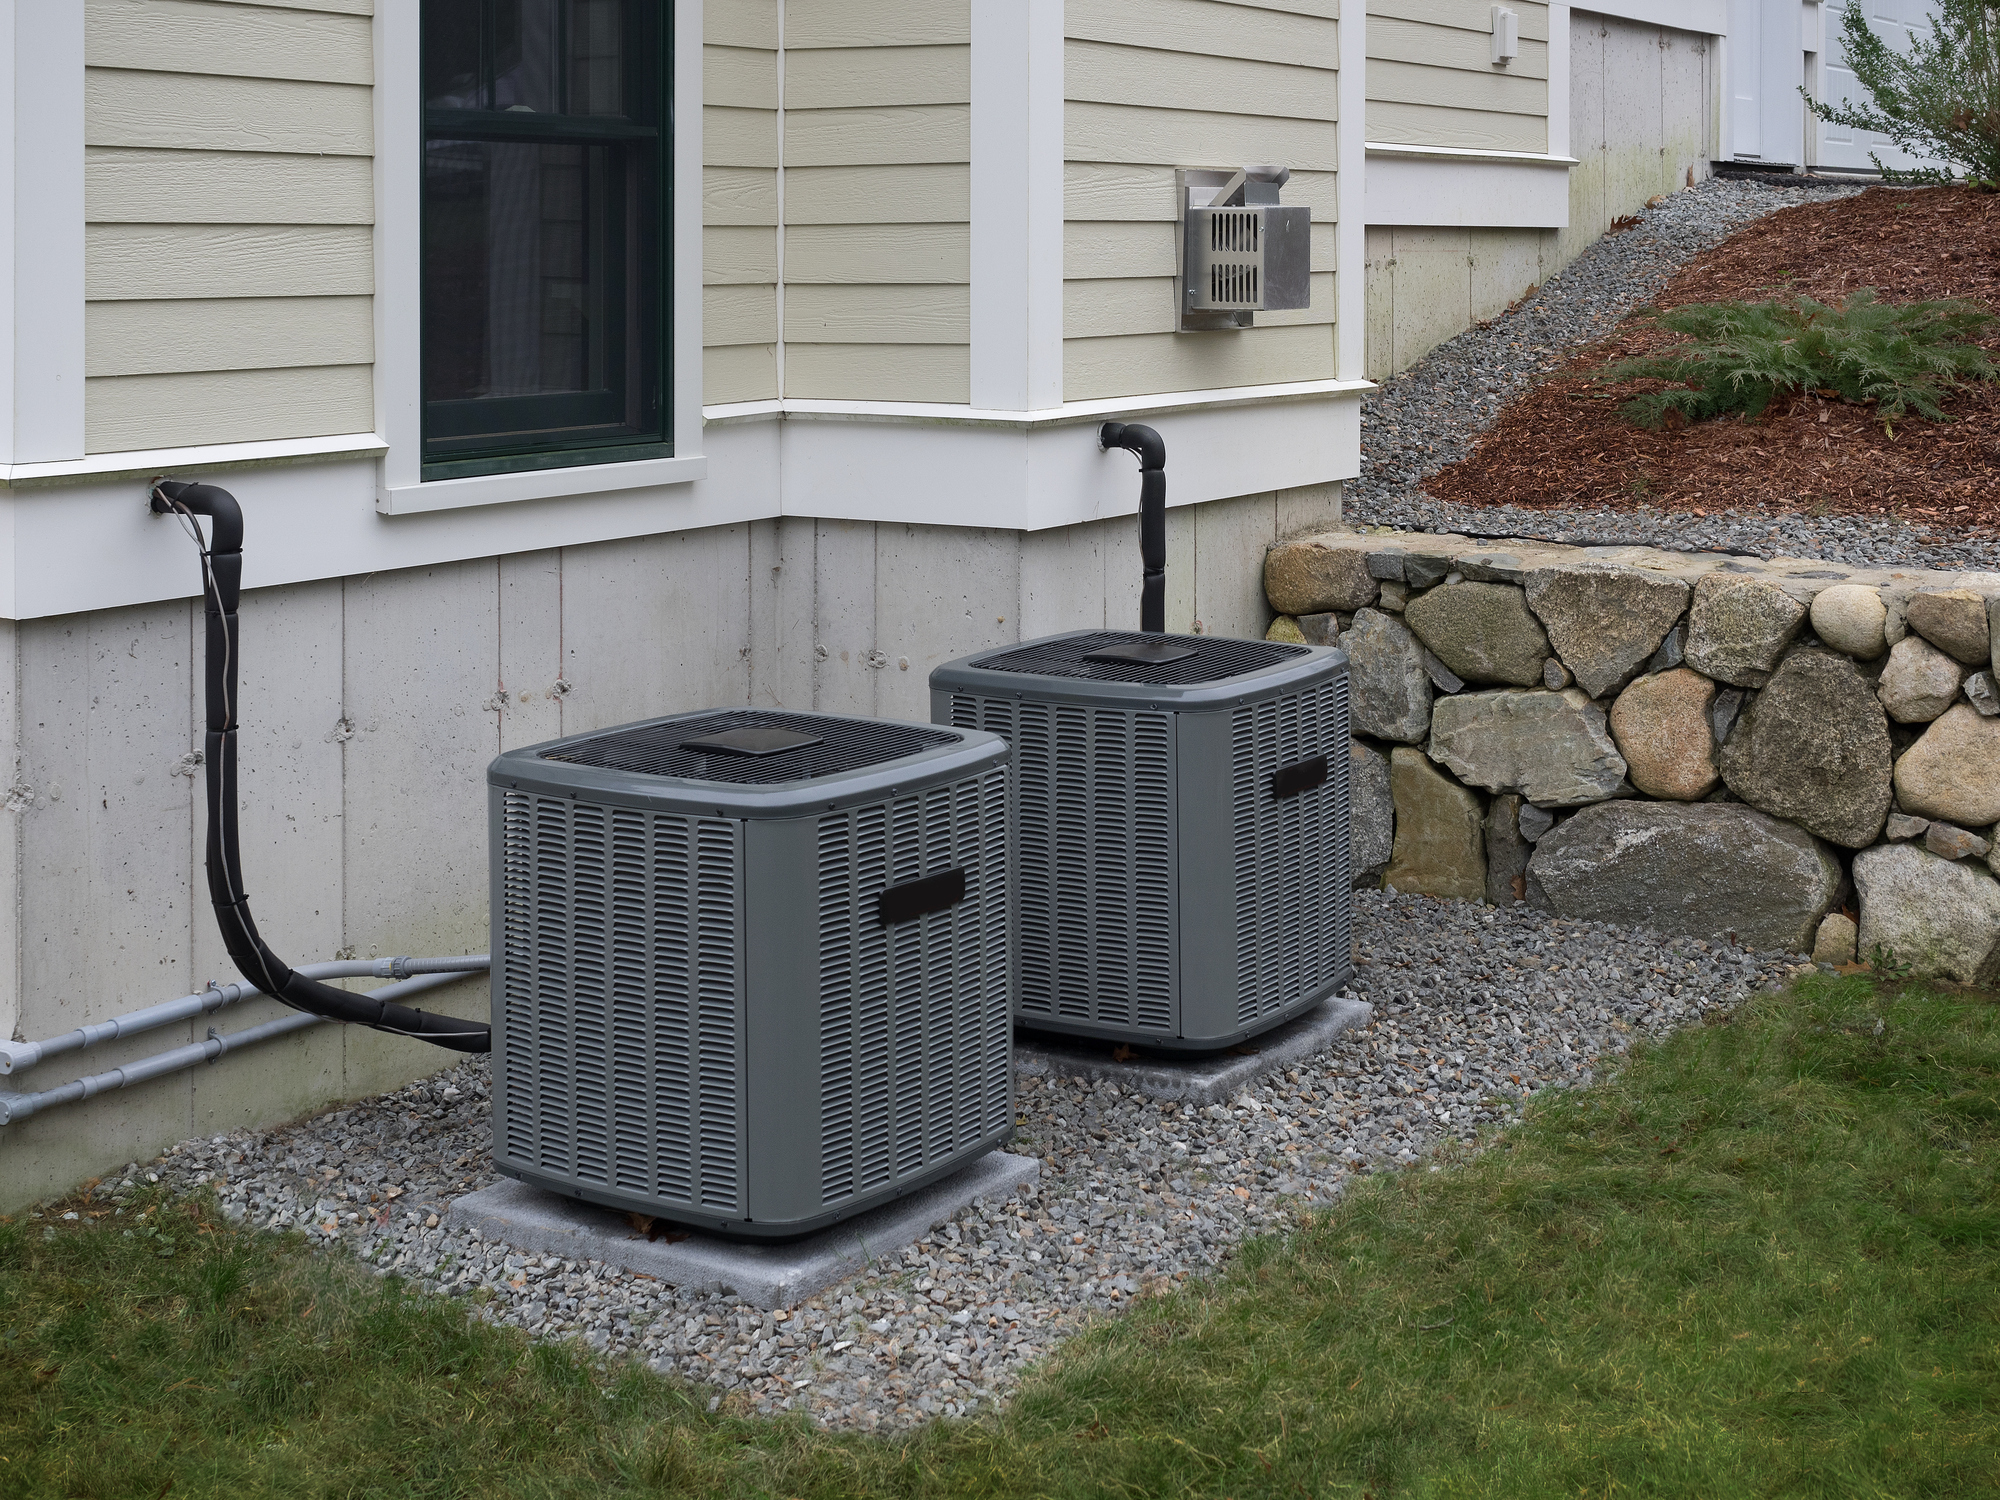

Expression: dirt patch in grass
xmin=1432 ymin=186 xmax=2000 ymax=533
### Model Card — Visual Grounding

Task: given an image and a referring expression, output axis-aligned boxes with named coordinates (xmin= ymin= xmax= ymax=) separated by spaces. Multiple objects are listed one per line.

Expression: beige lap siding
xmin=704 ymin=3 xmax=782 ymax=404
xmin=82 ymin=0 xmax=375 ymax=454
xmin=1366 ymin=0 xmax=1550 ymax=153
xmin=779 ymin=1 xmax=971 ymax=402
xmin=1062 ymin=0 xmax=1340 ymax=403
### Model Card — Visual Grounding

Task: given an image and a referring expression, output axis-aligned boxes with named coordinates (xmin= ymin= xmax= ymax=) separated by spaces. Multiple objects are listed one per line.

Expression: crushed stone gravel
xmin=1342 ymin=176 xmax=2000 ymax=574
xmin=95 ymin=892 xmax=1805 ymax=1431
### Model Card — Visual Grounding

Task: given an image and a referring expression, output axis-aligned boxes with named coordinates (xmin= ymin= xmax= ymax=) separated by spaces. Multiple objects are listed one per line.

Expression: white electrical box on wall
xmin=1491 ymin=6 xmax=1519 ymax=66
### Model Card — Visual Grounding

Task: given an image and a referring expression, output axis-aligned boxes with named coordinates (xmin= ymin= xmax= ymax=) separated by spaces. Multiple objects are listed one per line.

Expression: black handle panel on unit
xmin=1271 ymin=755 xmax=1329 ymax=800
xmin=877 ymin=869 xmax=968 ymax=927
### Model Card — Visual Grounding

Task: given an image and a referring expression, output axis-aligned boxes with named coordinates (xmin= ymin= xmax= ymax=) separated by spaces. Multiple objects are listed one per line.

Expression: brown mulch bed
xmin=1431 ymin=186 xmax=2000 ymax=532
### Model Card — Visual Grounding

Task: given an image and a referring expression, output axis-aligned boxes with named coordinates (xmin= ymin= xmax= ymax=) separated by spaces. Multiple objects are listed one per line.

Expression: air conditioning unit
xmin=487 ymin=709 xmax=1012 ymax=1239
xmin=931 ymin=631 xmax=1351 ymax=1051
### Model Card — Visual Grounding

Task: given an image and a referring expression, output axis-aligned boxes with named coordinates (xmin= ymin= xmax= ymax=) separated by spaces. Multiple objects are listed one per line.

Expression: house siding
xmin=82 ymin=0 xmax=375 ymax=453
xmin=1366 ymin=0 xmax=1550 ymax=154
xmin=781 ymin=1 xmax=972 ymax=402
xmin=1062 ymin=0 xmax=1341 ymax=403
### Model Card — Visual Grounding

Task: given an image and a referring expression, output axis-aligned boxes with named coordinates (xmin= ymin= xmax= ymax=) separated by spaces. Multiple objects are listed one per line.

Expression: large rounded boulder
xmin=1527 ymin=800 xmax=1841 ymax=952
xmin=1718 ymin=647 xmax=1892 ymax=848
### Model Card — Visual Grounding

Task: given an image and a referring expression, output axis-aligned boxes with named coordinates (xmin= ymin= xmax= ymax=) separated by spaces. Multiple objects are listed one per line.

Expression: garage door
xmin=1819 ymin=0 xmax=1951 ymax=174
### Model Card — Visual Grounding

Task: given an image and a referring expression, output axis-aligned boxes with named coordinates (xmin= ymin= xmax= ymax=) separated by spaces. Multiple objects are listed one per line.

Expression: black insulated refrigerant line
xmin=150 ymin=480 xmax=490 ymax=1054
xmin=1098 ymin=422 xmax=1167 ymax=633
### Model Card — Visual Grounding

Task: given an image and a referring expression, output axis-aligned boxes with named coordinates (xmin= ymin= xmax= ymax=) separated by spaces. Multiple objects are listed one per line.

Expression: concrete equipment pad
xmin=1012 ymin=996 xmax=1373 ymax=1105
xmin=448 ymin=1150 xmax=1040 ymax=1311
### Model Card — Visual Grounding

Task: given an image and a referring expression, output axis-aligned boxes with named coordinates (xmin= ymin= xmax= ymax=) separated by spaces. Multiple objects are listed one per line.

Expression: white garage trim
xmin=1574 ymin=0 xmax=1726 ymax=32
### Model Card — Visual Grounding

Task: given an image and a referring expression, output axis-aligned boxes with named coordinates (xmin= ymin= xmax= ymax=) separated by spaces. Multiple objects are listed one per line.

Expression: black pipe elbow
xmin=1099 ymin=421 xmax=1165 ymax=470
xmin=152 ymin=479 xmax=244 ymax=557
xmin=1099 ymin=424 xmax=1169 ymax=632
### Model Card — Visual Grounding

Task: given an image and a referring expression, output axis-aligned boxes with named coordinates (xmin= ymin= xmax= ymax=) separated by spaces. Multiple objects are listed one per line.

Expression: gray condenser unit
xmin=487 ymin=709 xmax=1013 ymax=1239
xmin=931 ymin=632 xmax=1352 ymax=1051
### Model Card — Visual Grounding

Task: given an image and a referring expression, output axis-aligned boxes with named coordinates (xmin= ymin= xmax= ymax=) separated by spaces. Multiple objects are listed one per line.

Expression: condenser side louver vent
xmin=946 ymin=695 xmax=1175 ymax=1036
xmin=499 ymin=791 xmax=743 ymax=1214
xmin=1230 ymin=675 xmax=1352 ymax=1029
xmin=814 ymin=769 xmax=1011 ymax=1208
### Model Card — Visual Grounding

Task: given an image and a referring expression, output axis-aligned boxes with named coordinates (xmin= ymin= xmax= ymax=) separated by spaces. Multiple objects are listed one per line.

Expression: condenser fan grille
xmin=541 ymin=710 xmax=958 ymax=786
xmin=968 ymin=632 xmax=1306 ymax=686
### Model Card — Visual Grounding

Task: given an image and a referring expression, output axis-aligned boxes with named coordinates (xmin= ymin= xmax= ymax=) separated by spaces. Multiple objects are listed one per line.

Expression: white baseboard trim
xmin=1366 ymin=146 xmax=1575 ymax=229
xmin=703 ymin=378 xmax=1375 ymax=431
xmin=0 ymin=388 xmax=1365 ymax=618
xmin=2 ymin=433 xmax=389 ymax=488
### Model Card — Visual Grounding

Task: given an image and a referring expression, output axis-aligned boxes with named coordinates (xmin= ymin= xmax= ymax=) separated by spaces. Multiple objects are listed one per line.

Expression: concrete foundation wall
xmin=1362 ymin=10 xmax=1716 ymax=383
xmin=0 ymin=480 xmax=1339 ymax=1211
xmin=1363 ymin=224 xmax=1562 ymax=382
xmin=1562 ymin=10 xmax=1715 ymax=268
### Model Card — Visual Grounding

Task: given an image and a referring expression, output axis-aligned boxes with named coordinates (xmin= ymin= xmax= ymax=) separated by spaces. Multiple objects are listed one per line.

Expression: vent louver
xmin=814 ymin=769 xmax=1011 ymax=1207
xmin=499 ymin=793 xmax=743 ymax=1213
xmin=1230 ymin=675 xmax=1352 ymax=1028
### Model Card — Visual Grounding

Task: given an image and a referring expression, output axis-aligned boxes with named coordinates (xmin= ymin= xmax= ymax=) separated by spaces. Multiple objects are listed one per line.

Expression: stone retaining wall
xmin=1263 ymin=528 xmax=2000 ymax=982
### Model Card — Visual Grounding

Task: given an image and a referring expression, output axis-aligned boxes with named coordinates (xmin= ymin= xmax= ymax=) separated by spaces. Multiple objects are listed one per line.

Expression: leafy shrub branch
xmin=1597 ymin=290 xmax=1996 ymax=431
xmin=1803 ymin=0 xmax=2000 ymax=186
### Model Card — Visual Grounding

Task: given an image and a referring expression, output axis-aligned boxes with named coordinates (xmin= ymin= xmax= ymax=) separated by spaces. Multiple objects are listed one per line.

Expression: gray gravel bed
xmin=1343 ymin=176 xmax=2000 ymax=573
xmin=81 ymin=893 xmax=1804 ymax=1431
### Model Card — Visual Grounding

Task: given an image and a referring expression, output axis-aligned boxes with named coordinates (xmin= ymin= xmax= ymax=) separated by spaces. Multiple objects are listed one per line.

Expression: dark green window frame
xmin=420 ymin=2 xmax=672 ymax=482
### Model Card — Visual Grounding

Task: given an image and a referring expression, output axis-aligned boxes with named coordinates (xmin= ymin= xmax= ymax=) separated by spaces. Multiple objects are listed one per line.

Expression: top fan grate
xmin=966 ymin=631 xmax=1307 ymax=686
xmin=541 ymin=710 xmax=958 ymax=786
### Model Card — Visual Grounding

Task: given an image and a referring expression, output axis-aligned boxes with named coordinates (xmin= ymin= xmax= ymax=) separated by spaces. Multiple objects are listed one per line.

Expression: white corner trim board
xmin=1365 ymin=146 xmax=1575 ymax=229
xmin=1337 ymin=0 xmax=1369 ymax=382
xmin=970 ymin=0 xmax=1064 ymax=411
xmin=4 ymin=2 xmax=86 ymax=467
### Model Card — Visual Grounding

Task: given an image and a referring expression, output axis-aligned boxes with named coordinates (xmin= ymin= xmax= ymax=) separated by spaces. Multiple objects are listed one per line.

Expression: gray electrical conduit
xmin=0 ymin=956 xmax=490 ymax=1077
xmin=0 ymin=969 xmax=481 ymax=1126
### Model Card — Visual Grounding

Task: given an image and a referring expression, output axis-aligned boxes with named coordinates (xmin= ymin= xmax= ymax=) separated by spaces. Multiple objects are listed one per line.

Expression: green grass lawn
xmin=5 ymin=972 xmax=1996 ymax=1499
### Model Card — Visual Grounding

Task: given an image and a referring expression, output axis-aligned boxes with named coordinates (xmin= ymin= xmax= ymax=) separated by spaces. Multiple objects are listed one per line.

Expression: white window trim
xmin=371 ymin=0 xmax=706 ymax=515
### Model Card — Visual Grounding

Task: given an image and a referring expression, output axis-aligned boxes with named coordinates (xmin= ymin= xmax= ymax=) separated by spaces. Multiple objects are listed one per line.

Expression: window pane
xmin=421 ymin=0 xmax=663 ymax=471
xmin=425 ymin=140 xmax=611 ymax=404
xmin=424 ymin=0 xmax=634 ymax=118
